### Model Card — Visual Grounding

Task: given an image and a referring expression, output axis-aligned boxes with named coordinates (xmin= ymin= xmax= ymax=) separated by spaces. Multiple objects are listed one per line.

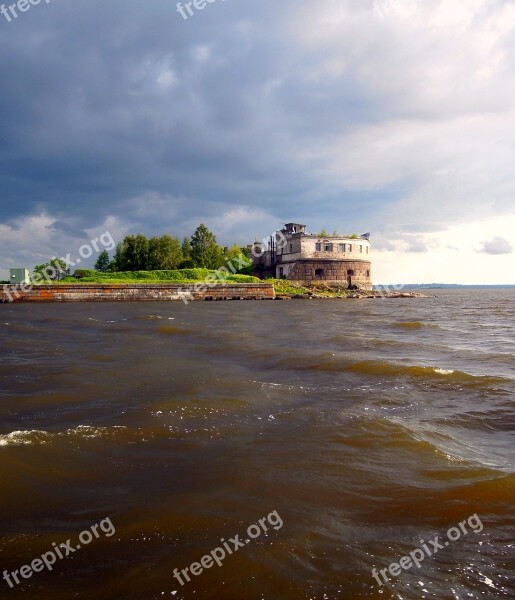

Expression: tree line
xmin=94 ymin=224 xmax=250 ymax=273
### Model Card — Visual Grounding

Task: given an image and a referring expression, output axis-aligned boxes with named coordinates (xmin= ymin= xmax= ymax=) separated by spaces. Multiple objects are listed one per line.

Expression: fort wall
xmin=0 ymin=283 xmax=276 ymax=303
xmin=286 ymin=259 xmax=372 ymax=288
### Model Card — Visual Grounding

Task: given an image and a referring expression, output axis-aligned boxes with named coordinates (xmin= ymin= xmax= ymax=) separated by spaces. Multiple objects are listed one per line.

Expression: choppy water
xmin=0 ymin=289 xmax=514 ymax=599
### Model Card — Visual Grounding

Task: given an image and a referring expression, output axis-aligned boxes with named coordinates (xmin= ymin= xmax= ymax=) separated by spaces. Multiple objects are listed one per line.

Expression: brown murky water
xmin=0 ymin=290 xmax=514 ymax=599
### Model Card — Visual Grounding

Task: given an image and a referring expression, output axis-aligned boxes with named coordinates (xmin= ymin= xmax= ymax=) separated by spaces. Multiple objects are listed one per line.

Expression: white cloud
xmin=477 ymin=235 xmax=514 ymax=255
xmin=288 ymin=0 xmax=515 ymax=230
xmin=0 ymin=213 xmax=127 ymax=280
xmin=374 ymin=213 xmax=515 ymax=283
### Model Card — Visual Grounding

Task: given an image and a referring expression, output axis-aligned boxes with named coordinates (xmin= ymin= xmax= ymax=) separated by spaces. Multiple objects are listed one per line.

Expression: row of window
xmin=279 ymin=268 xmax=371 ymax=278
xmin=315 ymin=243 xmax=369 ymax=254
xmin=313 ymin=268 xmax=371 ymax=277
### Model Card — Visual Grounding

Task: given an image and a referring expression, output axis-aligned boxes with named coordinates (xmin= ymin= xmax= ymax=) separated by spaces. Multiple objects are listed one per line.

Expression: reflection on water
xmin=0 ymin=289 xmax=514 ymax=599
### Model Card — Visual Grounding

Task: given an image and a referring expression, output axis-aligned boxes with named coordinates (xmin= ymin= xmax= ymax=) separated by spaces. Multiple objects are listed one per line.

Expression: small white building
xmin=9 ymin=268 xmax=31 ymax=285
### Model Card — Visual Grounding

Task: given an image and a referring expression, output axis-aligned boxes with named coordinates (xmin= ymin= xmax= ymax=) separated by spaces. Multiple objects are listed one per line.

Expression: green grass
xmin=60 ymin=269 xmax=260 ymax=284
xmin=269 ymin=279 xmax=311 ymax=296
xmin=270 ymin=278 xmax=365 ymax=297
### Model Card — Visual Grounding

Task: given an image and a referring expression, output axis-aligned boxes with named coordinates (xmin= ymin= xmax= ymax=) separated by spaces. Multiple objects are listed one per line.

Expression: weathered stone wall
xmin=0 ymin=283 xmax=275 ymax=303
xmin=276 ymin=233 xmax=371 ymax=264
xmin=286 ymin=260 xmax=372 ymax=288
xmin=299 ymin=237 xmax=371 ymax=260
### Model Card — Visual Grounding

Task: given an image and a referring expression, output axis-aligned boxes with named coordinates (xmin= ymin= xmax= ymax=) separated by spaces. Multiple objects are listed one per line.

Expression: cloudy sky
xmin=1 ymin=0 xmax=514 ymax=283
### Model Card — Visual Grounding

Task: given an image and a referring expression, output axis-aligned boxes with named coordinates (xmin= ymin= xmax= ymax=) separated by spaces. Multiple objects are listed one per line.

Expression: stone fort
xmin=252 ymin=223 xmax=372 ymax=289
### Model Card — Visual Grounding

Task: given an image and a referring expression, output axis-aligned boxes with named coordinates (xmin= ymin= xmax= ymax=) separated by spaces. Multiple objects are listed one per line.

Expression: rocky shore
xmin=272 ymin=281 xmax=428 ymax=300
xmin=276 ymin=291 xmax=427 ymax=300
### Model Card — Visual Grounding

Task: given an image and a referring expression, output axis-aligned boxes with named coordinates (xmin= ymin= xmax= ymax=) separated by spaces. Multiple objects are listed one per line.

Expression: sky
xmin=0 ymin=0 xmax=514 ymax=284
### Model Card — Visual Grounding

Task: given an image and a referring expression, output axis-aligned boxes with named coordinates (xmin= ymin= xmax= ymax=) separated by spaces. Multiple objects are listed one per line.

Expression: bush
xmin=74 ymin=269 xmax=97 ymax=279
xmin=66 ymin=270 xmax=260 ymax=284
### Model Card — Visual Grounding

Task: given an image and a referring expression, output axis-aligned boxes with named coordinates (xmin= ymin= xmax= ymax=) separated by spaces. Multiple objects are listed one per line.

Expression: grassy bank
xmin=60 ymin=269 xmax=260 ymax=284
xmin=53 ymin=270 xmax=370 ymax=298
xmin=270 ymin=279 xmax=361 ymax=298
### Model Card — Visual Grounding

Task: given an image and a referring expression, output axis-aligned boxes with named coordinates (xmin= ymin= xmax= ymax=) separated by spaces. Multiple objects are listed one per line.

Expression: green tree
xmin=121 ymin=236 xmax=137 ymax=270
xmin=190 ymin=224 xmax=224 ymax=269
xmin=33 ymin=258 xmax=70 ymax=282
xmin=148 ymin=235 xmax=183 ymax=270
xmin=116 ymin=234 xmax=150 ymax=271
xmin=224 ymin=244 xmax=252 ymax=273
xmin=113 ymin=242 xmax=126 ymax=272
xmin=181 ymin=237 xmax=192 ymax=259
xmin=179 ymin=237 xmax=194 ymax=268
xmin=94 ymin=250 xmax=110 ymax=273
xmin=224 ymin=244 xmax=243 ymax=263
xmin=133 ymin=234 xmax=150 ymax=270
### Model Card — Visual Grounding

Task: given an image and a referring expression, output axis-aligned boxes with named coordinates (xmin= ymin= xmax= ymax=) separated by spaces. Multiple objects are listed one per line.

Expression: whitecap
xmin=0 ymin=426 xmax=127 ymax=447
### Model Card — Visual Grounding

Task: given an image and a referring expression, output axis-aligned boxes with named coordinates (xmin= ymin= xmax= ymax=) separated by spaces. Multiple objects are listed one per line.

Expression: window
xmin=366 ymin=270 xmax=370 ymax=277
xmin=360 ymin=245 xmax=363 ymax=253
xmin=366 ymin=247 xmax=369 ymax=254
xmin=349 ymin=244 xmax=353 ymax=252
xmin=279 ymin=267 xmax=284 ymax=277
xmin=316 ymin=243 xmax=322 ymax=251
xmin=324 ymin=243 xmax=333 ymax=252
xmin=347 ymin=269 xmax=354 ymax=276
xmin=338 ymin=243 xmax=345 ymax=253
xmin=289 ymin=244 xmax=293 ymax=253
xmin=315 ymin=268 xmax=324 ymax=277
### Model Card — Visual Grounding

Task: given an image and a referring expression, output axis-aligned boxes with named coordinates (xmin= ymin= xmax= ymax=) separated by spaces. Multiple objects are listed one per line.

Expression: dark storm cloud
xmin=0 ymin=0 xmax=514 ymax=280
xmin=0 ymin=1 xmax=312 ymax=224
xmin=45 ymin=221 xmax=89 ymax=239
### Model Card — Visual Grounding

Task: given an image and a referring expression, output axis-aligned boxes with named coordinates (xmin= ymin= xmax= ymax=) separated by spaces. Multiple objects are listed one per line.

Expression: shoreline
xmin=276 ymin=291 xmax=428 ymax=300
xmin=0 ymin=283 xmax=275 ymax=303
xmin=0 ymin=283 xmax=428 ymax=303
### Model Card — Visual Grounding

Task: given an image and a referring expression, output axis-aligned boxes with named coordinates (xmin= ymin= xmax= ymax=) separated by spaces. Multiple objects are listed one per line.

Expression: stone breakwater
xmin=276 ymin=291 xmax=428 ymax=300
xmin=0 ymin=283 xmax=276 ymax=303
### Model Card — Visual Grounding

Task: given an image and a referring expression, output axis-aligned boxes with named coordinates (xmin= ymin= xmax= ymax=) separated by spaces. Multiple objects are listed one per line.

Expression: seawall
xmin=0 ymin=283 xmax=276 ymax=303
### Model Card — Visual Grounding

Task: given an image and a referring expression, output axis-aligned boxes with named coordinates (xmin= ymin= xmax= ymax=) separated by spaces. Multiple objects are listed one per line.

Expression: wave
xmin=0 ymin=426 xmax=128 ymax=448
xmin=392 ymin=321 xmax=438 ymax=329
xmin=270 ymin=354 xmax=510 ymax=387
xmin=335 ymin=412 xmax=513 ymax=473
xmin=156 ymin=325 xmax=196 ymax=335
xmin=346 ymin=361 xmax=508 ymax=385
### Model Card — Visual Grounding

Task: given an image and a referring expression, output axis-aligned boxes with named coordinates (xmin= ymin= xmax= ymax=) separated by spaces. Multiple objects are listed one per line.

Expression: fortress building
xmin=252 ymin=223 xmax=372 ymax=289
